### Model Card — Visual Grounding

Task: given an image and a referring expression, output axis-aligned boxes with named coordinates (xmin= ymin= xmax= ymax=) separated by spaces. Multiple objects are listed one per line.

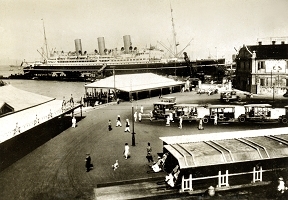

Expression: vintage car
xmin=160 ymin=96 xmax=176 ymax=104
xmin=152 ymin=102 xmax=175 ymax=119
xmin=238 ymin=104 xmax=273 ymax=122
xmin=202 ymin=105 xmax=240 ymax=123
xmin=220 ymin=90 xmax=241 ymax=102
xmin=278 ymin=106 xmax=288 ymax=123
xmin=173 ymin=104 xmax=207 ymax=121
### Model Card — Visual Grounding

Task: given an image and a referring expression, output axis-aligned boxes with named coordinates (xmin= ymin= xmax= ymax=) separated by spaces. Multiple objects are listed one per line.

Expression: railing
xmin=181 ymin=166 xmax=267 ymax=192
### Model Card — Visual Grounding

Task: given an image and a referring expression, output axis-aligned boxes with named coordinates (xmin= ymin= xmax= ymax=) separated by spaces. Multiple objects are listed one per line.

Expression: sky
xmin=1 ymin=0 xmax=288 ymax=65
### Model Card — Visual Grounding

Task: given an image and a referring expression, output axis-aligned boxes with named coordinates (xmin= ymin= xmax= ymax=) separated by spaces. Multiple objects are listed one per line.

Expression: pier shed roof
xmin=161 ymin=127 xmax=288 ymax=169
xmin=0 ymin=85 xmax=54 ymax=112
xmin=84 ymin=73 xmax=184 ymax=92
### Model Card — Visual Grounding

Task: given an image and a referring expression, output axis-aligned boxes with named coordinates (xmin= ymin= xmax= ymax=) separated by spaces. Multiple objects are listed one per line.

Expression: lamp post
xmin=271 ymin=70 xmax=274 ymax=103
xmin=131 ymin=97 xmax=136 ymax=146
xmin=130 ymin=77 xmax=136 ymax=146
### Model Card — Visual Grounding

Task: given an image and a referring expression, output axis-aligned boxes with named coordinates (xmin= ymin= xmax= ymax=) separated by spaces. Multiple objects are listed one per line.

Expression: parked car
xmin=220 ymin=90 xmax=241 ymax=102
xmin=152 ymin=102 xmax=175 ymax=120
xmin=203 ymin=105 xmax=239 ymax=123
xmin=238 ymin=104 xmax=273 ymax=122
xmin=279 ymin=105 xmax=288 ymax=123
xmin=174 ymin=104 xmax=206 ymax=122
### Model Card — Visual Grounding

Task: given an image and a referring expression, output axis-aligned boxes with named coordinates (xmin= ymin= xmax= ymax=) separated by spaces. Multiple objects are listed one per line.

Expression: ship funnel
xmin=123 ymin=35 xmax=131 ymax=54
xmin=97 ymin=37 xmax=106 ymax=55
xmin=74 ymin=39 xmax=82 ymax=56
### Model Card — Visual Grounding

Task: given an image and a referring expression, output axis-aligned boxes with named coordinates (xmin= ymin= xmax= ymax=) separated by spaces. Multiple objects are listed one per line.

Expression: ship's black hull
xmin=22 ymin=62 xmax=192 ymax=81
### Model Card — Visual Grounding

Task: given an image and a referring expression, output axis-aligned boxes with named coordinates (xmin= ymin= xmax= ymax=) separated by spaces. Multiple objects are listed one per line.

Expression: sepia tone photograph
xmin=1 ymin=0 xmax=288 ymax=199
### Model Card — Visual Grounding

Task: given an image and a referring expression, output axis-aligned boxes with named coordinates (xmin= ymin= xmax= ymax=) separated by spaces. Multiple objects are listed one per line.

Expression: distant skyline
xmin=1 ymin=0 xmax=288 ymax=65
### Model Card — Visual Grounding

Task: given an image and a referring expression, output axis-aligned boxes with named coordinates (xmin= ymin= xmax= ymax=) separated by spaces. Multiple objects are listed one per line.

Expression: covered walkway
xmin=83 ymin=73 xmax=185 ymax=105
xmin=160 ymin=127 xmax=288 ymax=192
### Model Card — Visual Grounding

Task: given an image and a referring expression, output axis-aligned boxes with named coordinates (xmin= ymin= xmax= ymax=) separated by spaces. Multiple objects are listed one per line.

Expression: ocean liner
xmin=23 ymin=35 xmax=191 ymax=80
xmin=23 ymin=6 xmax=192 ymax=81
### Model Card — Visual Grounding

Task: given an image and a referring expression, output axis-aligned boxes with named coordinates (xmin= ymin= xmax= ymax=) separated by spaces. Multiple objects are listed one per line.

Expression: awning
xmin=84 ymin=73 xmax=184 ymax=92
xmin=161 ymin=127 xmax=288 ymax=169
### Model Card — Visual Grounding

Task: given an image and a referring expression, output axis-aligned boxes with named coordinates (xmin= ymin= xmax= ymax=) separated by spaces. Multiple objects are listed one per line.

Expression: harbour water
xmin=1 ymin=65 xmax=88 ymax=101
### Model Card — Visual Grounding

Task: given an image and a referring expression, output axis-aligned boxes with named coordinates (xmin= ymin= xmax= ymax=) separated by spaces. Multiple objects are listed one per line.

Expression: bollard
xmin=208 ymin=186 xmax=215 ymax=197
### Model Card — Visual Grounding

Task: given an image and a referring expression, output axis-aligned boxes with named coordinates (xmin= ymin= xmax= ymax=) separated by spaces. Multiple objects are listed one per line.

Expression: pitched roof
xmin=0 ymin=85 xmax=54 ymax=112
xmin=84 ymin=73 xmax=184 ymax=92
xmin=238 ymin=44 xmax=288 ymax=59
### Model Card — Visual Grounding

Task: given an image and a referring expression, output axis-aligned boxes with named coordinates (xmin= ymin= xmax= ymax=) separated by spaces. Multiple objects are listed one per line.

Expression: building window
xmin=258 ymin=61 xmax=264 ymax=70
xmin=260 ymin=78 xmax=265 ymax=86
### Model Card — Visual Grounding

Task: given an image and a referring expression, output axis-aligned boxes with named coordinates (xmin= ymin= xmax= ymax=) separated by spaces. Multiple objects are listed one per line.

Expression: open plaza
xmin=1 ymin=81 xmax=288 ymax=199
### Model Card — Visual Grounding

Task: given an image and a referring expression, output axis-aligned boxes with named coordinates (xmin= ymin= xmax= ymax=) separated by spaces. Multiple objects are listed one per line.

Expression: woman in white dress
xmin=123 ymin=143 xmax=130 ymax=159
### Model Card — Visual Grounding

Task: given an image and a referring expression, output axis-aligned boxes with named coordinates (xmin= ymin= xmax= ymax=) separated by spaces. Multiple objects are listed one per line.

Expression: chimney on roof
xmin=258 ymin=41 xmax=262 ymax=45
xmin=272 ymin=41 xmax=276 ymax=45
xmin=281 ymin=41 xmax=285 ymax=44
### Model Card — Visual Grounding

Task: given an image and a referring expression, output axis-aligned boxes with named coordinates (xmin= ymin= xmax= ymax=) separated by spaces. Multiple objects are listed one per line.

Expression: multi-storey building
xmin=235 ymin=37 xmax=288 ymax=95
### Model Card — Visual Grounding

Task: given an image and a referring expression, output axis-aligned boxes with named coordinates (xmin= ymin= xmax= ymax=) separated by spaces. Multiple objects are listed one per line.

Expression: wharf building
xmin=235 ymin=37 xmax=288 ymax=95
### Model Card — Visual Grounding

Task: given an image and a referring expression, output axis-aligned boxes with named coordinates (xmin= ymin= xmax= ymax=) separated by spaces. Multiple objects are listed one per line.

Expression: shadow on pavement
xmin=0 ymin=116 xmax=85 ymax=172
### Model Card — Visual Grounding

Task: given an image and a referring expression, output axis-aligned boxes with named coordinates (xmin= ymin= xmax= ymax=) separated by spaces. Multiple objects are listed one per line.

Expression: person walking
xmin=69 ymin=94 xmax=74 ymax=107
xmin=108 ymin=120 xmax=112 ymax=131
xmin=178 ymin=116 xmax=183 ymax=129
xmin=116 ymin=115 xmax=122 ymax=127
xmin=138 ymin=112 xmax=142 ymax=122
xmin=150 ymin=110 xmax=153 ymax=121
xmin=134 ymin=111 xmax=137 ymax=122
xmin=124 ymin=119 xmax=130 ymax=132
xmin=85 ymin=153 xmax=93 ymax=172
xmin=140 ymin=105 xmax=144 ymax=113
xmin=214 ymin=113 xmax=218 ymax=125
xmin=198 ymin=118 xmax=204 ymax=130
xmin=146 ymin=142 xmax=154 ymax=163
xmin=72 ymin=116 xmax=76 ymax=128
xmin=166 ymin=115 xmax=170 ymax=126
xmin=169 ymin=112 xmax=174 ymax=122
xmin=123 ymin=143 xmax=130 ymax=159
xmin=62 ymin=96 xmax=66 ymax=111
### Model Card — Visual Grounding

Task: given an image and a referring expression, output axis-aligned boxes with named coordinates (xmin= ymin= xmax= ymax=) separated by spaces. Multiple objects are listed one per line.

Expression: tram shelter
xmin=83 ymin=73 xmax=185 ymax=106
xmin=160 ymin=127 xmax=288 ymax=192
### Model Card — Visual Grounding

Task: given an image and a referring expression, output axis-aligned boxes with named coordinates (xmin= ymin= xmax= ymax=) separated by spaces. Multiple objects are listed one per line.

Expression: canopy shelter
xmin=160 ymin=127 xmax=288 ymax=169
xmin=0 ymin=85 xmax=54 ymax=115
xmin=84 ymin=73 xmax=185 ymax=105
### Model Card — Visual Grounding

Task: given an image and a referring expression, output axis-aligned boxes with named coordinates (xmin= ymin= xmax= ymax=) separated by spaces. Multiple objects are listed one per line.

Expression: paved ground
xmin=0 ymin=90 xmax=287 ymax=200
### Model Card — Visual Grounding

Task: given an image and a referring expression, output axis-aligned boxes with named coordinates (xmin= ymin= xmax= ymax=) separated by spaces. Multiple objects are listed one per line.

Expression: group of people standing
xmin=134 ymin=105 xmax=144 ymax=122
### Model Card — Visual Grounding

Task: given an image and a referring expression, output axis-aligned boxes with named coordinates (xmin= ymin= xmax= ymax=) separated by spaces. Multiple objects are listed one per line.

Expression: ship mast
xmin=170 ymin=1 xmax=178 ymax=58
xmin=42 ymin=19 xmax=49 ymax=59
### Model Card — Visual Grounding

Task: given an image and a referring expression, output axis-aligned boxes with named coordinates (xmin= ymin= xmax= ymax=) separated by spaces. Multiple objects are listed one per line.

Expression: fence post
xmin=181 ymin=175 xmax=185 ymax=192
xmin=218 ymin=171 xmax=221 ymax=187
xmin=225 ymin=170 xmax=229 ymax=186
xmin=189 ymin=174 xmax=193 ymax=191
xmin=217 ymin=170 xmax=229 ymax=187
xmin=253 ymin=166 xmax=263 ymax=183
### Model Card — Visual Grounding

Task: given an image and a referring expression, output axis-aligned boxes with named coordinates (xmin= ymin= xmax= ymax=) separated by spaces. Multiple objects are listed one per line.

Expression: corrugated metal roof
xmin=84 ymin=73 xmax=184 ymax=92
xmin=160 ymin=127 xmax=288 ymax=144
xmin=161 ymin=128 xmax=288 ymax=169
